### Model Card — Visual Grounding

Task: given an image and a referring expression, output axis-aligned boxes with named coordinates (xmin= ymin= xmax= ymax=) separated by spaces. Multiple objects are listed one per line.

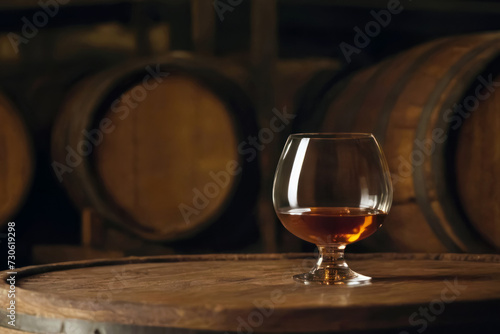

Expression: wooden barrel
xmin=51 ymin=55 xmax=259 ymax=242
xmin=1 ymin=253 xmax=500 ymax=333
xmin=299 ymin=32 xmax=500 ymax=253
xmin=0 ymin=93 xmax=33 ymax=227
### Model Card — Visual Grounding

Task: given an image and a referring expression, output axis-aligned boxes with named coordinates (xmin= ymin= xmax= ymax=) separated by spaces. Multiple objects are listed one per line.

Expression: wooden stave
xmin=384 ymin=34 xmax=494 ymax=252
xmin=51 ymin=54 xmax=260 ymax=242
xmin=300 ymin=32 xmax=500 ymax=253
xmin=291 ymin=38 xmax=450 ymax=253
xmin=0 ymin=92 xmax=34 ymax=228
xmin=384 ymin=33 xmax=500 ymax=253
xmin=314 ymin=35 xmax=463 ymax=252
xmin=2 ymin=253 xmax=500 ymax=333
xmin=414 ymin=36 xmax=500 ymax=253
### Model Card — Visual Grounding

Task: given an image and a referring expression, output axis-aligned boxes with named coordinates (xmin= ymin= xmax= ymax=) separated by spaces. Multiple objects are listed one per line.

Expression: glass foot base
xmin=293 ymin=268 xmax=371 ymax=286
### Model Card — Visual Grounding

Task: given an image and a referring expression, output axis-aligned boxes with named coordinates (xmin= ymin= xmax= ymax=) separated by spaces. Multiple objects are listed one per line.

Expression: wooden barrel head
xmin=52 ymin=56 xmax=259 ymax=242
xmin=0 ymin=93 xmax=32 ymax=226
xmin=1 ymin=253 xmax=500 ymax=333
xmin=95 ymin=74 xmax=239 ymax=238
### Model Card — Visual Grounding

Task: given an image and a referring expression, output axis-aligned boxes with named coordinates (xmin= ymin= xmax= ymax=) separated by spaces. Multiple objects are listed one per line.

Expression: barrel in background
xmin=52 ymin=55 xmax=260 ymax=248
xmin=297 ymin=32 xmax=500 ymax=253
xmin=0 ymin=92 xmax=33 ymax=227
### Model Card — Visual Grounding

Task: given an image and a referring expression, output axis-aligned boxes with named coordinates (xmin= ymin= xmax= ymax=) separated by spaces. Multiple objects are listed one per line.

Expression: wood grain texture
xmin=1 ymin=253 xmax=500 ymax=333
xmin=315 ymin=32 xmax=500 ymax=253
xmin=52 ymin=55 xmax=258 ymax=242
xmin=0 ymin=92 xmax=33 ymax=227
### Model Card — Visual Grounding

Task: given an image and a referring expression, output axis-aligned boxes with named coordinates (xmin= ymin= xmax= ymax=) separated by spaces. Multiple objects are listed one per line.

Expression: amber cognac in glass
xmin=273 ymin=133 xmax=393 ymax=285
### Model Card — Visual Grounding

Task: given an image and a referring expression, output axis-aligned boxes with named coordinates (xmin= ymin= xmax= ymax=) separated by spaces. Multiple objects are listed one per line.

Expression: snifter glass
xmin=272 ymin=133 xmax=393 ymax=285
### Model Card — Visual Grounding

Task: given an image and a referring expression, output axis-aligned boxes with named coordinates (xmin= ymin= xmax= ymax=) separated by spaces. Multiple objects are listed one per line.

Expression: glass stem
xmin=313 ymin=245 xmax=350 ymax=279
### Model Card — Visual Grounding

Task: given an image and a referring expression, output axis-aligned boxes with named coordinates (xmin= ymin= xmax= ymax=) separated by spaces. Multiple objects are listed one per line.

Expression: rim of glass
xmin=289 ymin=133 xmax=374 ymax=139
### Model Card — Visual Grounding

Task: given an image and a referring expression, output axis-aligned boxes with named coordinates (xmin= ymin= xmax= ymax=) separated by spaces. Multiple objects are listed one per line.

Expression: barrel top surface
xmin=2 ymin=253 xmax=500 ymax=332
